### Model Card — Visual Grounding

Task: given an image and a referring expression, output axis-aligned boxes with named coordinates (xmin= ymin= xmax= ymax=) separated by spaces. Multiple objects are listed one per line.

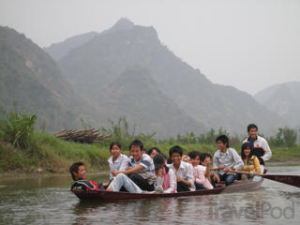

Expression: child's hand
xmin=111 ymin=170 xmax=120 ymax=176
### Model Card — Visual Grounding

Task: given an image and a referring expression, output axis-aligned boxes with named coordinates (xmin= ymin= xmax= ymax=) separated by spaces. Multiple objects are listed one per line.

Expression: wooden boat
xmin=73 ymin=178 xmax=264 ymax=201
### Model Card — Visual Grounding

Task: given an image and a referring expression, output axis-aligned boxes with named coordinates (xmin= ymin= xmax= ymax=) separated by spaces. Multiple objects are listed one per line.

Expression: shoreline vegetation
xmin=0 ymin=112 xmax=299 ymax=175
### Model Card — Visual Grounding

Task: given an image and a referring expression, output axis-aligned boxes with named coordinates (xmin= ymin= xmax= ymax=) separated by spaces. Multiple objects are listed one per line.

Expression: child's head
xmin=216 ymin=135 xmax=229 ymax=150
xmin=110 ymin=141 xmax=122 ymax=158
xmin=200 ymin=153 xmax=212 ymax=166
xmin=69 ymin=162 xmax=86 ymax=181
xmin=129 ymin=139 xmax=144 ymax=161
xmin=169 ymin=145 xmax=183 ymax=165
xmin=148 ymin=147 xmax=161 ymax=159
xmin=188 ymin=151 xmax=200 ymax=167
xmin=241 ymin=142 xmax=253 ymax=159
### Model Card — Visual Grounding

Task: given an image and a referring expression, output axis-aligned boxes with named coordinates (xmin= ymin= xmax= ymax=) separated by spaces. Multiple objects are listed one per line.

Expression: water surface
xmin=0 ymin=167 xmax=299 ymax=224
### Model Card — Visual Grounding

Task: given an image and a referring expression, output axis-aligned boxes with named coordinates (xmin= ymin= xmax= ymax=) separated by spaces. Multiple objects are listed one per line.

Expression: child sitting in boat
xmin=111 ymin=140 xmax=156 ymax=191
xmin=70 ymin=162 xmax=104 ymax=191
xmin=153 ymin=154 xmax=177 ymax=193
xmin=167 ymin=146 xmax=195 ymax=192
xmin=188 ymin=151 xmax=213 ymax=190
xmin=108 ymin=141 xmax=129 ymax=180
xmin=213 ymin=135 xmax=244 ymax=186
xmin=70 ymin=162 xmax=160 ymax=193
xmin=240 ymin=142 xmax=261 ymax=181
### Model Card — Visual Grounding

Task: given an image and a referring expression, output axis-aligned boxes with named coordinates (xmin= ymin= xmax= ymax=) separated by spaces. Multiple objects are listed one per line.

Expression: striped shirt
xmin=128 ymin=153 xmax=155 ymax=174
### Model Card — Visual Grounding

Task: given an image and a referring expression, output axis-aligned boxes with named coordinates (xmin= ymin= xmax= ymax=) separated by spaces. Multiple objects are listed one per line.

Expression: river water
xmin=0 ymin=166 xmax=299 ymax=225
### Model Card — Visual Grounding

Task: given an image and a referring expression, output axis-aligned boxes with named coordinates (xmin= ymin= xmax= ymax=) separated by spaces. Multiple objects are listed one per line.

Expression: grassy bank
xmin=0 ymin=132 xmax=110 ymax=173
xmin=0 ymin=112 xmax=299 ymax=174
xmin=0 ymin=132 xmax=299 ymax=174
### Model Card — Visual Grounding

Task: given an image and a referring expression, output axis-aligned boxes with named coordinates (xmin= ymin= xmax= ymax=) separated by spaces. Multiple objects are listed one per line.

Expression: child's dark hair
xmin=215 ymin=135 xmax=229 ymax=148
xmin=110 ymin=141 xmax=122 ymax=151
xmin=169 ymin=145 xmax=183 ymax=157
xmin=69 ymin=162 xmax=84 ymax=181
xmin=247 ymin=123 xmax=258 ymax=132
xmin=241 ymin=142 xmax=253 ymax=160
xmin=147 ymin=147 xmax=161 ymax=155
xmin=129 ymin=139 xmax=144 ymax=150
xmin=199 ymin=153 xmax=208 ymax=162
xmin=153 ymin=154 xmax=169 ymax=173
xmin=188 ymin=151 xmax=200 ymax=159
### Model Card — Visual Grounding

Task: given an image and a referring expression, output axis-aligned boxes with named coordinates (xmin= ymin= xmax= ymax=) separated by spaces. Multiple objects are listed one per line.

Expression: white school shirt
xmin=108 ymin=154 xmax=129 ymax=179
xmin=167 ymin=161 xmax=195 ymax=191
xmin=213 ymin=148 xmax=244 ymax=175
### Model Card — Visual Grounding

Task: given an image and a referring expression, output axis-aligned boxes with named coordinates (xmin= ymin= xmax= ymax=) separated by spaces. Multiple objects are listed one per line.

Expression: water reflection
xmin=0 ymin=167 xmax=299 ymax=225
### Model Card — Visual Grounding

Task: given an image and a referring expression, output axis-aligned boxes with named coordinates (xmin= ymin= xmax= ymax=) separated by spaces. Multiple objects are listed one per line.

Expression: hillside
xmin=254 ymin=81 xmax=300 ymax=127
xmin=97 ymin=66 xmax=206 ymax=137
xmin=0 ymin=26 xmax=98 ymax=131
xmin=44 ymin=31 xmax=98 ymax=61
xmin=58 ymin=18 xmax=286 ymax=135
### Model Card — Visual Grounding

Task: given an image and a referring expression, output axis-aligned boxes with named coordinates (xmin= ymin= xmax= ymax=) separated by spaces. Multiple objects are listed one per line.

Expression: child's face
xmin=217 ymin=140 xmax=227 ymax=151
xmin=130 ymin=146 xmax=143 ymax=161
xmin=110 ymin=144 xmax=121 ymax=158
xmin=248 ymin=128 xmax=258 ymax=140
xmin=74 ymin=165 xmax=86 ymax=180
xmin=171 ymin=152 xmax=182 ymax=165
xmin=201 ymin=156 xmax=211 ymax=166
xmin=150 ymin=149 xmax=158 ymax=159
xmin=191 ymin=155 xmax=200 ymax=167
xmin=243 ymin=148 xmax=251 ymax=157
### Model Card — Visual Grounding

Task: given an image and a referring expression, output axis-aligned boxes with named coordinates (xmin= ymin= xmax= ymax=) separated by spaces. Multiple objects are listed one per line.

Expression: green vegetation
xmin=0 ymin=113 xmax=299 ymax=174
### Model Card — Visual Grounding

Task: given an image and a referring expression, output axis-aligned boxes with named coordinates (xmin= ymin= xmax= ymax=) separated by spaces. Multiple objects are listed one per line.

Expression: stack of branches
xmin=54 ymin=128 xmax=111 ymax=143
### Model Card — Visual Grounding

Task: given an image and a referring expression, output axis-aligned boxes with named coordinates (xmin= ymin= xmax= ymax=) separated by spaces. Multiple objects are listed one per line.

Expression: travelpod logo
xmin=208 ymin=200 xmax=295 ymax=220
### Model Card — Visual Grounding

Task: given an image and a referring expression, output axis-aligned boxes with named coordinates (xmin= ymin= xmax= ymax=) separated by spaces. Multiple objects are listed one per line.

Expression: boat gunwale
xmin=73 ymin=179 xmax=264 ymax=201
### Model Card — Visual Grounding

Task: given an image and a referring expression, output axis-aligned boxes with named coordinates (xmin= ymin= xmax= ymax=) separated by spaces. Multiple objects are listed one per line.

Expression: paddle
xmin=211 ymin=168 xmax=300 ymax=188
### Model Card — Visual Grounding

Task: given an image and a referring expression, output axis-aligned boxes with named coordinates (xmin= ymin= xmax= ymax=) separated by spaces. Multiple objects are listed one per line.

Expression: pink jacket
xmin=194 ymin=165 xmax=213 ymax=189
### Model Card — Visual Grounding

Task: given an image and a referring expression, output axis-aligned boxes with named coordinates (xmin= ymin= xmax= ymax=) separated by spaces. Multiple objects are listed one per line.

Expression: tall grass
xmin=0 ymin=112 xmax=36 ymax=148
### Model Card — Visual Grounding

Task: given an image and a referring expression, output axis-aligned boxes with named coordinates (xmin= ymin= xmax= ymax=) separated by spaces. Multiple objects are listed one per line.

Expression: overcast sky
xmin=1 ymin=0 xmax=299 ymax=94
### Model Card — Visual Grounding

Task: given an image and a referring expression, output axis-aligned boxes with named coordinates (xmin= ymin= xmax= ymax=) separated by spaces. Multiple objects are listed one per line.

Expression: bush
xmin=0 ymin=112 xmax=36 ymax=148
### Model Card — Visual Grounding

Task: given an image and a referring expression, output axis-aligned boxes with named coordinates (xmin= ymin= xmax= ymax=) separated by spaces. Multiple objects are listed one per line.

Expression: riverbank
xmin=1 ymin=131 xmax=299 ymax=175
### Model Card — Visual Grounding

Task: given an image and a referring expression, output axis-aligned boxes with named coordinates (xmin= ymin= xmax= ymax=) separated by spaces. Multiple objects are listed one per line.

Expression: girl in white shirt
xmin=107 ymin=141 xmax=129 ymax=180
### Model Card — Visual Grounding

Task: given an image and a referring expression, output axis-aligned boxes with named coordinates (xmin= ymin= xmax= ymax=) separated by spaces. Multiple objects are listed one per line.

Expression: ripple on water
xmin=0 ymin=167 xmax=300 ymax=225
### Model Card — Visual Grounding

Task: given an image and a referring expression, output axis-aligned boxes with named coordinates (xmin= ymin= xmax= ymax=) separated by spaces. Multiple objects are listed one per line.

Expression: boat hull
xmin=73 ymin=179 xmax=263 ymax=201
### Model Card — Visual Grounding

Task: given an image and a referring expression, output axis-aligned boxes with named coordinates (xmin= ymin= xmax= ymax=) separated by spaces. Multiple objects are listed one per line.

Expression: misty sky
xmin=1 ymin=0 xmax=299 ymax=94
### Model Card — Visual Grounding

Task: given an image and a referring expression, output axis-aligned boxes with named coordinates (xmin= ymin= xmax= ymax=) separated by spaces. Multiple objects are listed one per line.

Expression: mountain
xmin=97 ymin=66 xmax=206 ymax=137
xmin=57 ymin=18 xmax=286 ymax=135
xmin=44 ymin=31 xmax=98 ymax=61
xmin=254 ymin=81 xmax=300 ymax=127
xmin=0 ymin=26 xmax=97 ymax=131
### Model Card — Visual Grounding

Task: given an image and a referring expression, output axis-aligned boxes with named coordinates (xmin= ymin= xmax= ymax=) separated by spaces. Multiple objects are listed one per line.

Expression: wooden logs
xmin=54 ymin=128 xmax=111 ymax=143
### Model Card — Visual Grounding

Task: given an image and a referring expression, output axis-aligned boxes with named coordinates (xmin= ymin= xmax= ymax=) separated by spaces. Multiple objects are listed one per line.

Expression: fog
xmin=1 ymin=0 xmax=299 ymax=94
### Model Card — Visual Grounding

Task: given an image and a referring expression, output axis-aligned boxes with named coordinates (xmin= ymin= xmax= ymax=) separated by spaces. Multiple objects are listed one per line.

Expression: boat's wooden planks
xmin=73 ymin=179 xmax=264 ymax=201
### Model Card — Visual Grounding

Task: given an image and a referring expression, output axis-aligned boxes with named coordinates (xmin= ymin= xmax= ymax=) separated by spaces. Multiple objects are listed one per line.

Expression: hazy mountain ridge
xmin=58 ymin=18 xmax=286 ymax=135
xmin=44 ymin=31 xmax=99 ymax=61
xmin=0 ymin=26 xmax=99 ymax=131
xmin=97 ymin=66 xmax=207 ymax=137
xmin=254 ymin=81 xmax=300 ymax=127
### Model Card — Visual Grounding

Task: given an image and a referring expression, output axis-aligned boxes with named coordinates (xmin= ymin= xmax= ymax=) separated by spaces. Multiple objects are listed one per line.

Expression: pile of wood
xmin=54 ymin=128 xmax=111 ymax=143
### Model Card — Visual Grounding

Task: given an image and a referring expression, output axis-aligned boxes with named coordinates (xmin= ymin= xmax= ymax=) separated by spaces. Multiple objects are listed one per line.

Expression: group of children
xmin=70 ymin=123 xmax=272 ymax=193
